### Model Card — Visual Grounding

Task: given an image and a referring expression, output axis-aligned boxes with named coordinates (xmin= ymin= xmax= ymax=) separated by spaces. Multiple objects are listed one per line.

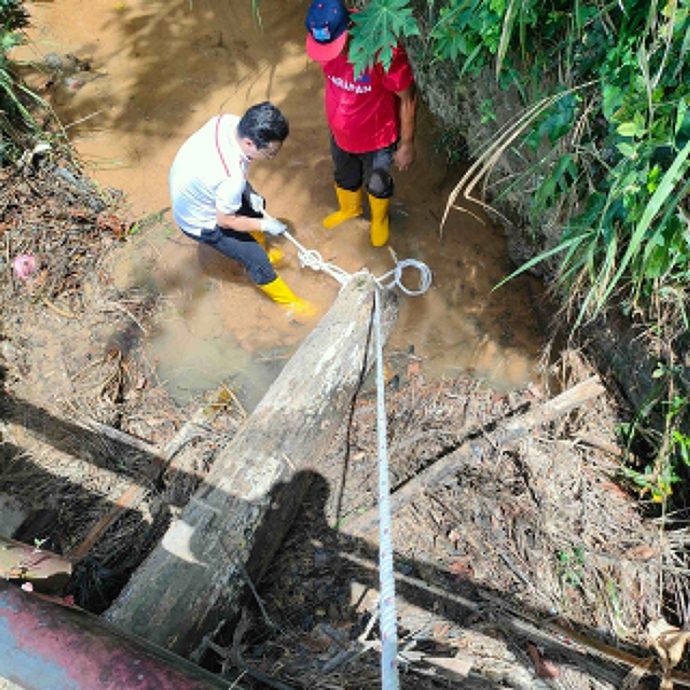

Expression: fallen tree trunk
xmin=106 ymin=274 xmax=399 ymax=657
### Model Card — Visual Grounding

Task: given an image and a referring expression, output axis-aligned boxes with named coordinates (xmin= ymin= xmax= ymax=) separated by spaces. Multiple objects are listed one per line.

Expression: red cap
xmin=305 ymin=0 xmax=349 ymax=63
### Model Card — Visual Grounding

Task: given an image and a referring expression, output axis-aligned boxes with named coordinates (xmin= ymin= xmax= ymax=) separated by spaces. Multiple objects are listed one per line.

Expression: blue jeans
xmin=191 ymin=226 xmax=276 ymax=286
xmin=183 ymin=185 xmax=276 ymax=286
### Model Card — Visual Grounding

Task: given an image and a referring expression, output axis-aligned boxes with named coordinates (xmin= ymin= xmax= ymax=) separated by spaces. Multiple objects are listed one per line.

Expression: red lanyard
xmin=215 ymin=115 xmax=231 ymax=176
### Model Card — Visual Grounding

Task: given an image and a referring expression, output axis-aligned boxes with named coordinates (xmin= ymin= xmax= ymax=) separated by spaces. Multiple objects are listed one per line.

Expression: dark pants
xmin=184 ymin=186 xmax=276 ymax=286
xmin=330 ymin=136 xmax=396 ymax=199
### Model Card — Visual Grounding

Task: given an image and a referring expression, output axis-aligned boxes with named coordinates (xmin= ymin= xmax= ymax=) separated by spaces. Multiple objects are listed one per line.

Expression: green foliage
xmin=556 ymin=545 xmax=586 ymax=588
xmin=0 ymin=0 xmax=28 ymax=31
xmin=432 ymin=125 xmax=468 ymax=163
xmin=478 ymin=97 xmax=496 ymax=124
xmin=348 ymin=0 xmax=689 ymax=503
xmin=427 ymin=0 xmax=543 ymax=76
xmin=348 ymin=0 xmax=419 ymax=77
xmin=0 ymin=0 xmax=44 ymax=164
xmin=352 ymin=0 xmax=688 ymax=324
xmin=619 ymin=361 xmax=690 ymax=504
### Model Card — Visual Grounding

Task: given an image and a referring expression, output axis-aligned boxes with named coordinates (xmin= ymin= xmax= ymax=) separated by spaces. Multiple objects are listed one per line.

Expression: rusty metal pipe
xmin=0 ymin=581 xmax=233 ymax=689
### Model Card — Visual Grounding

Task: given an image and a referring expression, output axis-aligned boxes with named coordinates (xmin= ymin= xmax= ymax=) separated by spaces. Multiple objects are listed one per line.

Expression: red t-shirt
xmin=321 ymin=45 xmax=414 ymax=154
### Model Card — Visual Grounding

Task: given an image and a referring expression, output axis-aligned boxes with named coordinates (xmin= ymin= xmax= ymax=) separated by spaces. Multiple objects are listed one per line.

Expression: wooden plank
xmin=347 ymin=376 xmax=606 ymax=536
xmin=105 ymin=274 xmax=399 ymax=657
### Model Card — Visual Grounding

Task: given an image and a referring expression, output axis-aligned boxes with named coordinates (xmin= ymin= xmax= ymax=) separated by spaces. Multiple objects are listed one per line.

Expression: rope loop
xmin=375 ymin=258 xmax=432 ymax=296
xmin=283 ymin=230 xmax=432 ymax=297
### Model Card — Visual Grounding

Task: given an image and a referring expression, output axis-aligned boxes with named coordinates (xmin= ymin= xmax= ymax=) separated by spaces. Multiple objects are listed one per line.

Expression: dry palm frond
xmin=440 ymin=81 xmax=596 ymax=240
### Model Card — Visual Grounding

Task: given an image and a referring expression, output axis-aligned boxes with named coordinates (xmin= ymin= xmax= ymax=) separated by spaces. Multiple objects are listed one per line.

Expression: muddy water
xmin=18 ymin=0 xmax=544 ymax=408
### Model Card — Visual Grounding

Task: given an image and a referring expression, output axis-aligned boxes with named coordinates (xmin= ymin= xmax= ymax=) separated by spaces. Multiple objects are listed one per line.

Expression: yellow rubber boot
xmin=258 ymin=276 xmax=316 ymax=318
xmin=368 ymin=194 xmax=390 ymax=247
xmin=250 ymin=230 xmax=283 ymax=266
xmin=322 ymin=186 xmax=363 ymax=229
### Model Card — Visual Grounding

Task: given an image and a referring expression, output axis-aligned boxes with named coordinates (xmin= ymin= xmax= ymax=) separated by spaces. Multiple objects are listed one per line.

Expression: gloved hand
xmin=260 ymin=215 xmax=287 ymax=236
xmin=249 ymin=191 xmax=265 ymax=213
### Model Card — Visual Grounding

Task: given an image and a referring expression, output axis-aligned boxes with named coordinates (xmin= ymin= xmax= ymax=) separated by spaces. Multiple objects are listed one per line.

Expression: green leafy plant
xmin=451 ymin=1 xmax=690 ymax=329
xmin=0 ymin=0 xmax=47 ymax=163
xmin=346 ymin=0 xmax=687 ymax=329
xmin=556 ymin=545 xmax=586 ymax=588
xmin=478 ymin=97 xmax=496 ymax=124
xmin=0 ymin=0 xmax=28 ymax=31
xmin=348 ymin=0 xmax=420 ymax=77
xmin=346 ymin=0 xmax=688 ymax=504
xmin=620 ymin=361 xmax=690 ymax=504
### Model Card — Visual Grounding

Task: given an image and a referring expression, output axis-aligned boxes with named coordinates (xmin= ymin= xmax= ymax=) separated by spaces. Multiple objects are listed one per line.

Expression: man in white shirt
xmin=169 ymin=101 xmax=314 ymax=317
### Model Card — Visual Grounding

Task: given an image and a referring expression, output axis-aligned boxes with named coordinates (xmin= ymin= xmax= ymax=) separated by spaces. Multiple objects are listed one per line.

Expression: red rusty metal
xmin=0 ymin=581 xmax=232 ymax=689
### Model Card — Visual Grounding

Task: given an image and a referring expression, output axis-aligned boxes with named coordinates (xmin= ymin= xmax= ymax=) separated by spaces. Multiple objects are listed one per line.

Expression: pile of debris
xmin=230 ymin=365 xmax=690 ymax=688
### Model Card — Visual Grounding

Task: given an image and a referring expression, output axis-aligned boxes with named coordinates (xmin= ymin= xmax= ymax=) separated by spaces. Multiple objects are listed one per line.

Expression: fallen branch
xmin=68 ymin=415 xmax=214 ymax=561
xmin=347 ymin=376 xmax=606 ymax=536
xmin=80 ymin=419 xmax=160 ymax=457
xmin=338 ymin=547 xmax=690 ymax=688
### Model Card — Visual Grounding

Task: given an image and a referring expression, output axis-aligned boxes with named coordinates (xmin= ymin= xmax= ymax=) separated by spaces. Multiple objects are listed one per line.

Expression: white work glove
xmin=249 ymin=191 xmax=265 ymax=213
xmin=260 ymin=215 xmax=287 ymax=236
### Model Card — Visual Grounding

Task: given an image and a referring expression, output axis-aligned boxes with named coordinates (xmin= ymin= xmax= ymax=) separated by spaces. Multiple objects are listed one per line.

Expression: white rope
xmin=280 ymin=229 xmax=431 ymax=690
xmin=373 ymin=285 xmax=400 ymax=690
xmin=282 ymin=230 xmax=432 ymax=296
xmin=282 ymin=231 xmax=356 ymax=286
xmin=375 ymin=258 xmax=432 ymax=296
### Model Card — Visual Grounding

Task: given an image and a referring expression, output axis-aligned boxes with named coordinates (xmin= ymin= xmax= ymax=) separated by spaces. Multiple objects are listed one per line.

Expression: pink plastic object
xmin=12 ymin=254 xmax=37 ymax=281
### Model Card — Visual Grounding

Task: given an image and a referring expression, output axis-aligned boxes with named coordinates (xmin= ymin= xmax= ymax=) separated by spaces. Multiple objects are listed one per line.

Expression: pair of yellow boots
xmin=256 ymin=187 xmax=390 ymax=318
xmin=323 ymin=186 xmax=390 ymax=247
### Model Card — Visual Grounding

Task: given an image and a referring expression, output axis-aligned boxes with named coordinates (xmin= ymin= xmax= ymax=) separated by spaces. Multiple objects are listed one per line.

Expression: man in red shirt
xmin=305 ymin=0 xmax=417 ymax=247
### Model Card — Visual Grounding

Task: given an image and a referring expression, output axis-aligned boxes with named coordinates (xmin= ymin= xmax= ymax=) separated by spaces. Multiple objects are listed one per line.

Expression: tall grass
xmin=0 ymin=0 xmax=47 ymax=163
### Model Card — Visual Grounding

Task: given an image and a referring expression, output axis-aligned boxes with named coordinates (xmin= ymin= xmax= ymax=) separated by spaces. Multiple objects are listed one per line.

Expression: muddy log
xmin=0 ymin=581 xmax=233 ymax=690
xmin=106 ymin=274 xmax=399 ymax=656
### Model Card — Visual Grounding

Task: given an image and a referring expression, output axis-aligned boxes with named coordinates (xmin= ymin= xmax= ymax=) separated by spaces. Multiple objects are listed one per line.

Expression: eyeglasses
xmin=255 ymin=143 xmax=281 ymax=160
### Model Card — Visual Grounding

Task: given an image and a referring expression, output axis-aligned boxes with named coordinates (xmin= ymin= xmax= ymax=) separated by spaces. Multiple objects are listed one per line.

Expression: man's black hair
xmin=238 ymin=102 xmax=289 ymax=149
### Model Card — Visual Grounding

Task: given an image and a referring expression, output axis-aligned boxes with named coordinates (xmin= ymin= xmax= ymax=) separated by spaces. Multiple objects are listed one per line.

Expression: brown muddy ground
xmin=1 ymin=1 xmax=688 ymax=689
xmin=13 ymin=0 xmax=544 ymax=410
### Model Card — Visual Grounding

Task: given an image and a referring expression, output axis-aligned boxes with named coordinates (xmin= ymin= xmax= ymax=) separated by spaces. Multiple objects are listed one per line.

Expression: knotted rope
xmin=282 ymin=230 xmax=432 ymax=297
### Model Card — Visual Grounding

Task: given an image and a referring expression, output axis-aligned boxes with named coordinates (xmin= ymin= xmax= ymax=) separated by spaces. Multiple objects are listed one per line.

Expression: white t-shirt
xmin=169 ymin=115 xmax=249 ymax=236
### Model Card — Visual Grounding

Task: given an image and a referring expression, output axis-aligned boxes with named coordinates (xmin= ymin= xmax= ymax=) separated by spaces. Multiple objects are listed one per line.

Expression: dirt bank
xmin=1 ymin=159 xmax=685 ymax=688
